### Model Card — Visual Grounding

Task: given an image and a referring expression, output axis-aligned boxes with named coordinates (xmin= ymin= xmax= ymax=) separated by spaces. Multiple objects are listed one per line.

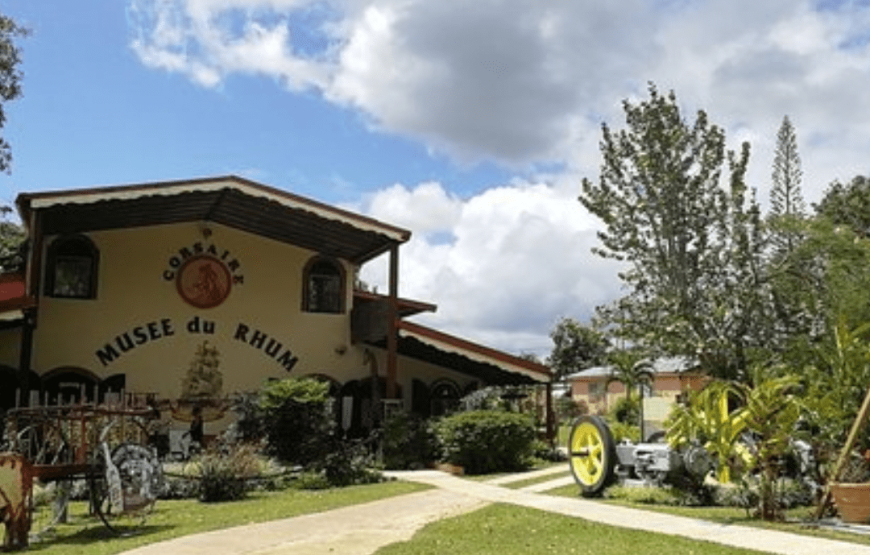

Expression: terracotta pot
xmin=830 ymin=483 xmax=870 ymax=523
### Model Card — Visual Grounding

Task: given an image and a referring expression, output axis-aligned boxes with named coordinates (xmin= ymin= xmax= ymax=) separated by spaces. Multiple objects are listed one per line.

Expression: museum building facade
xmin=0 ymin=176 xmax=551 ymax=440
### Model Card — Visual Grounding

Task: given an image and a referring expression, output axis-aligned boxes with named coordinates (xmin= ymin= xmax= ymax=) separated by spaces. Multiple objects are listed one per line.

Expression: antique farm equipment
xmin=568 ymin=415 xmax=713 ymax=496
xmin=0 ymin=393 xmax=164 ymax=545
xmin=0 ymin=453 xmax=33 ymax=549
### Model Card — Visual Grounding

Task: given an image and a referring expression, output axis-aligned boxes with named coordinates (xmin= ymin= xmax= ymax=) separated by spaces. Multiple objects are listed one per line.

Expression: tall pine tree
xmin=769 ymin=115 xmax=806 ymax=257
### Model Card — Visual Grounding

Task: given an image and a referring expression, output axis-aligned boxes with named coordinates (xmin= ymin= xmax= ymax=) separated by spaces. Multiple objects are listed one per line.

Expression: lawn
xmin=546 ymin=483 xmax=870 ymax=548
xmin=6 ymin=481 xmax=428 ymax=555
xmin=373 ymin=502 xmax=767 ymax=555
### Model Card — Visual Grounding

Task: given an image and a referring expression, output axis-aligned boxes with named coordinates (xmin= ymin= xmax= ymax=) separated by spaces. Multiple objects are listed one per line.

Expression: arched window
xmin=303 ymin=256 xmax=344 ymax=313
xmin=430 ymin=379 xmax=461 ymax=417
xmin=45 ymin=235 xmax=99 ymax=299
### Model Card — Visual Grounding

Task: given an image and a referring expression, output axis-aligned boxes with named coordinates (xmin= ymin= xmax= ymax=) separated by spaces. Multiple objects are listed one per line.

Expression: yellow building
xmin=0 ymin=176 xmax=551 ymax=441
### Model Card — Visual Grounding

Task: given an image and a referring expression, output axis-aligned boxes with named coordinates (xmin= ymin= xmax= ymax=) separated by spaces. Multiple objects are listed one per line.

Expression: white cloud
xmin=126 ymin=0 xmax=870 ymax=355
xmin=126 ymin=0 xmax=870 ymax=197
xmin=354 ymin=178 xmax=624 ymax=357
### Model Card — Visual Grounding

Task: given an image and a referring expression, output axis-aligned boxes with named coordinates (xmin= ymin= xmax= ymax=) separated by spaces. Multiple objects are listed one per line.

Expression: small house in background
xmin=567 ymin=357 xmax=708 ymax=434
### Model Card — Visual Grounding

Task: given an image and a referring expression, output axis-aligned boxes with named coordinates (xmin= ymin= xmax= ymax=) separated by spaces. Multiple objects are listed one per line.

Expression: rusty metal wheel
xmin=91 ymin=442 xmax=163 ymax=535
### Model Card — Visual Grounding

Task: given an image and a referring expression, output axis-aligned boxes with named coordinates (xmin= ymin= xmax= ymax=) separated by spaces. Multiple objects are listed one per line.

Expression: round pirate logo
xmin=176 ymin=255 xmax=232 ymax=309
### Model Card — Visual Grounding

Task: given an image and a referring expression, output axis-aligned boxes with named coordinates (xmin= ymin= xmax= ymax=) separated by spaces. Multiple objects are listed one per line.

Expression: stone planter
xmin=433 ymin=462 xmax=464 ymax=476
xmin=830 ymin=483 xmax=870 ymax=523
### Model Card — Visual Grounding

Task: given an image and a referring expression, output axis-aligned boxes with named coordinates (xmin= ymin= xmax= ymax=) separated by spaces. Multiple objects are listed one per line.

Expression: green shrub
xmin=198 ymin=443 xmax=262 ymax=502
xmin=608 ymin=397 xmax=640 ymax=425
xmin=555 ymin=395 xmax=588 ymax=424
xmin=293 ymin=471 xmax=332 ymax=490
xmin=607 ymin=421 xmax=640 ymax=443
xmin=604 ymin=484 xmax=683 ymax=505
xmin=316 ymin=439 xmax=384 ymax=487
xmin=382 ymin=411 xmax=437 ymax=469
xmin=259 ymin=378 xmax=334 ymax=465
xmin=530 ymin=438 xmax=566 ymax=462
xmin=434 ymin=410 xmax=536 ymax=474
xmin=225 ymin=391 xmax=267 ymax=444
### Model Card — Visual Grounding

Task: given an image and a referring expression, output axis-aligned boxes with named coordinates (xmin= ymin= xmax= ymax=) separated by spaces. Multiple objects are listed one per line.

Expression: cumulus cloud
xmin=126 ymin=0 xmax=870 ymax=354
xmin=352 ymin=178 xmax=625 ymax=356
xmin=126 ymin=0 xmax=870 ymax=196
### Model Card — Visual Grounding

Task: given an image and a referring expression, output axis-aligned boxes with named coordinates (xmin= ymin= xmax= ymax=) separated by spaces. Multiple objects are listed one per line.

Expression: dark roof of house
xmin=0 ymin=273 xmax=35 ymax=323
xmin=370 ymin=320 xmax=551 ymax=385
xmin=353 ymin=290 xmax=437 ymax=318
xmin=16 ymin=176 xmax=411 ymax=264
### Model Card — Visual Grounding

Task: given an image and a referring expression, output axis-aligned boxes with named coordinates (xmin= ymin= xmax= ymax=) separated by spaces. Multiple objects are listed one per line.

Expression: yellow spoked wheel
xmin=568 ymin=415 xmax=616 ymax=497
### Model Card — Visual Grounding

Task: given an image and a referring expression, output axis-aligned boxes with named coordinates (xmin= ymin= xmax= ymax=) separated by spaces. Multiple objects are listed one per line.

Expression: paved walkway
xmin=121 ymin=467 xmax=870 ymax=555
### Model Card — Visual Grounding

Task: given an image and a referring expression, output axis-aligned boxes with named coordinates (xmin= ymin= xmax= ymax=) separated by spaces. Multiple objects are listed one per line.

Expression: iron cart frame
xmin=1 ymin=396 xmax=164 ymax=546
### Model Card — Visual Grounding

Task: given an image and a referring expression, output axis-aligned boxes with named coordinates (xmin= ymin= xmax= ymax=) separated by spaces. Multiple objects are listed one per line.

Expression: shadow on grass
xmin=24 ymin=524 xmax=176 ymax=552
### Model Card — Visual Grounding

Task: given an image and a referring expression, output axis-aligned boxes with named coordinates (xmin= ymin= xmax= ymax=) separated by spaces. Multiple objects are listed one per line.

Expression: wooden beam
xmin=386 ymin=244 xmax=399 ymax=400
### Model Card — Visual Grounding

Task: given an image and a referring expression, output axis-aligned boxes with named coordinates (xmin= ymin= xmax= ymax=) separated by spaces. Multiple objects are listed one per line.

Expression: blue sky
xmin=0 ymin=1 xmax=515 ymax=205
xmin=3 ymin=0 xmax=870 ymax=358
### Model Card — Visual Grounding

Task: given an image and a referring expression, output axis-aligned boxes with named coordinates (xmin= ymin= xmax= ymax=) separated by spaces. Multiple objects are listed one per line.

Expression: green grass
xmin=558 ymin=423 xmax=571 ymax=448
xmin=500 ymin=470 xmax=571 ymax=490
xmin=547 ymin=483 xmax=870 ymax=548
xmin=11 ymin=481 xmax=429 ymax=555
xmin=461 ymin=460 xmax=564 ymax=482
xmin=373 ymin=502 xmax=767 ymax=555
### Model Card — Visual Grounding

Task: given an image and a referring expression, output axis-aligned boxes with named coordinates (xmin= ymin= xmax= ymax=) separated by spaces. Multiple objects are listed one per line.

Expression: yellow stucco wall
xmin=30 ymin=222 xmax=372 ymax=402
xmin=0 ymin=328 xmax=21 ymax=368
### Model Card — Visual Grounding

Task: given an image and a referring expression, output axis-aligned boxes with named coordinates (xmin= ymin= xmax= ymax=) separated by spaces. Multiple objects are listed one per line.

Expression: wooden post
xmin=545 ymin=382 xmax=555 ymax=443
xmin=386 ymin=244 xmax=399 ymax=400
xmin=816 ymin=384 xmax=870 ymax=519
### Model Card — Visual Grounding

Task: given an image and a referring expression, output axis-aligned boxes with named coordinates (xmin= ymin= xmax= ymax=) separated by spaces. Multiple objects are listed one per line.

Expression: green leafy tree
xmin=667 ymin=367 xmax=802 ymax=519
xmin=579 ymin=83 xmax=767 ymax=381
xmin=801 ymin=321 xmax=870 ymax=471
xmin=667 ymin=379 xmax=748 ymax=483
xmin=739 ymin=369 xmax=802 ymax=521
xmin=0 ymin=205 xmax=24 ymax=272
xmin=815 ymin=175 xmax=870 ymax=237
xmin=547 ymin=317 xmax=609 ymax=381
xmin=771 ymin=218 xmax=870 ymax=349
xmin=604 ymin=350 xmax=653 ymax=407
xmin=0 ymin=12 xmax=27 ymax=173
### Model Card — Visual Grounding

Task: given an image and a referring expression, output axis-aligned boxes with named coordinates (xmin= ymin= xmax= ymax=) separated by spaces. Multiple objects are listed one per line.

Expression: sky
xmin=2 ymin=0 xmax=870 ymax=360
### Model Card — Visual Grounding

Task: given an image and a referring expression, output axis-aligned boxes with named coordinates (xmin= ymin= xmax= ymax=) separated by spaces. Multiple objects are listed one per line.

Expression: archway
xmin=41 ymin=367 xmax=100 ymax=405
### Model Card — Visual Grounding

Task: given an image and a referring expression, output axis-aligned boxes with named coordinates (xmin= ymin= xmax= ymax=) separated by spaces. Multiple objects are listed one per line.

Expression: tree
xmin=815 ymin=175 xmax=870 ymax=238
xmin=579 ymin=83 xmax=767 ymax=381
xmin=768 ymin=115 xmax=805 ymax=257
xmin=765 ymin=116 xmax=812 ymax=343
xmin=0 ymin=205 xmax=24 ymax=272
xmin=547 ymin=317 xmax=609 ymax=381
xmin=0 ymin=12 xmax=27 ymax=173
xmin=604 ymin=350 xmax=653 ymax=406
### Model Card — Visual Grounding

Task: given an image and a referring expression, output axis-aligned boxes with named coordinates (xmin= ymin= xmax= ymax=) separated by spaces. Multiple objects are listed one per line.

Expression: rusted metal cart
xmin=1 ymin=394 xmax=164 ymax=548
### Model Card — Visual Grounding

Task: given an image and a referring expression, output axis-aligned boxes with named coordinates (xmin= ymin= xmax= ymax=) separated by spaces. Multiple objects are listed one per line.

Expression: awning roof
xmin=0 ymin=273 xmax=35 ymax=324
xmin=16 ymin=176 xmax=411 ymax=264
xmin=371 ymin=321 xmax=551 ymax=386
xmin=353 ymin=290 xmax=437 ymax=318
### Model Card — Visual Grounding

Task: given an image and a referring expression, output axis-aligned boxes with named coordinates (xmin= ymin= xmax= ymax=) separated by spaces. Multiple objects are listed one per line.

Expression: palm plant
xmin=604 ymin=351 xmax=654 ymax=405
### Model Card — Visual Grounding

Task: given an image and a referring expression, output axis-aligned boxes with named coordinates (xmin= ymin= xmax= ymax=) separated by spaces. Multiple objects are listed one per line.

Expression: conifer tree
xmin=769 ymin=116 xmax=806 ymax=257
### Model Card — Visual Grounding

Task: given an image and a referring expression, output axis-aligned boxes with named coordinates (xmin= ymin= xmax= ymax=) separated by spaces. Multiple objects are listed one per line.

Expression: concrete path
xmin=120 ymin=468 xmax=870 ymax=555
xmin=120 ymin=488 xmax=488 ymax=555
